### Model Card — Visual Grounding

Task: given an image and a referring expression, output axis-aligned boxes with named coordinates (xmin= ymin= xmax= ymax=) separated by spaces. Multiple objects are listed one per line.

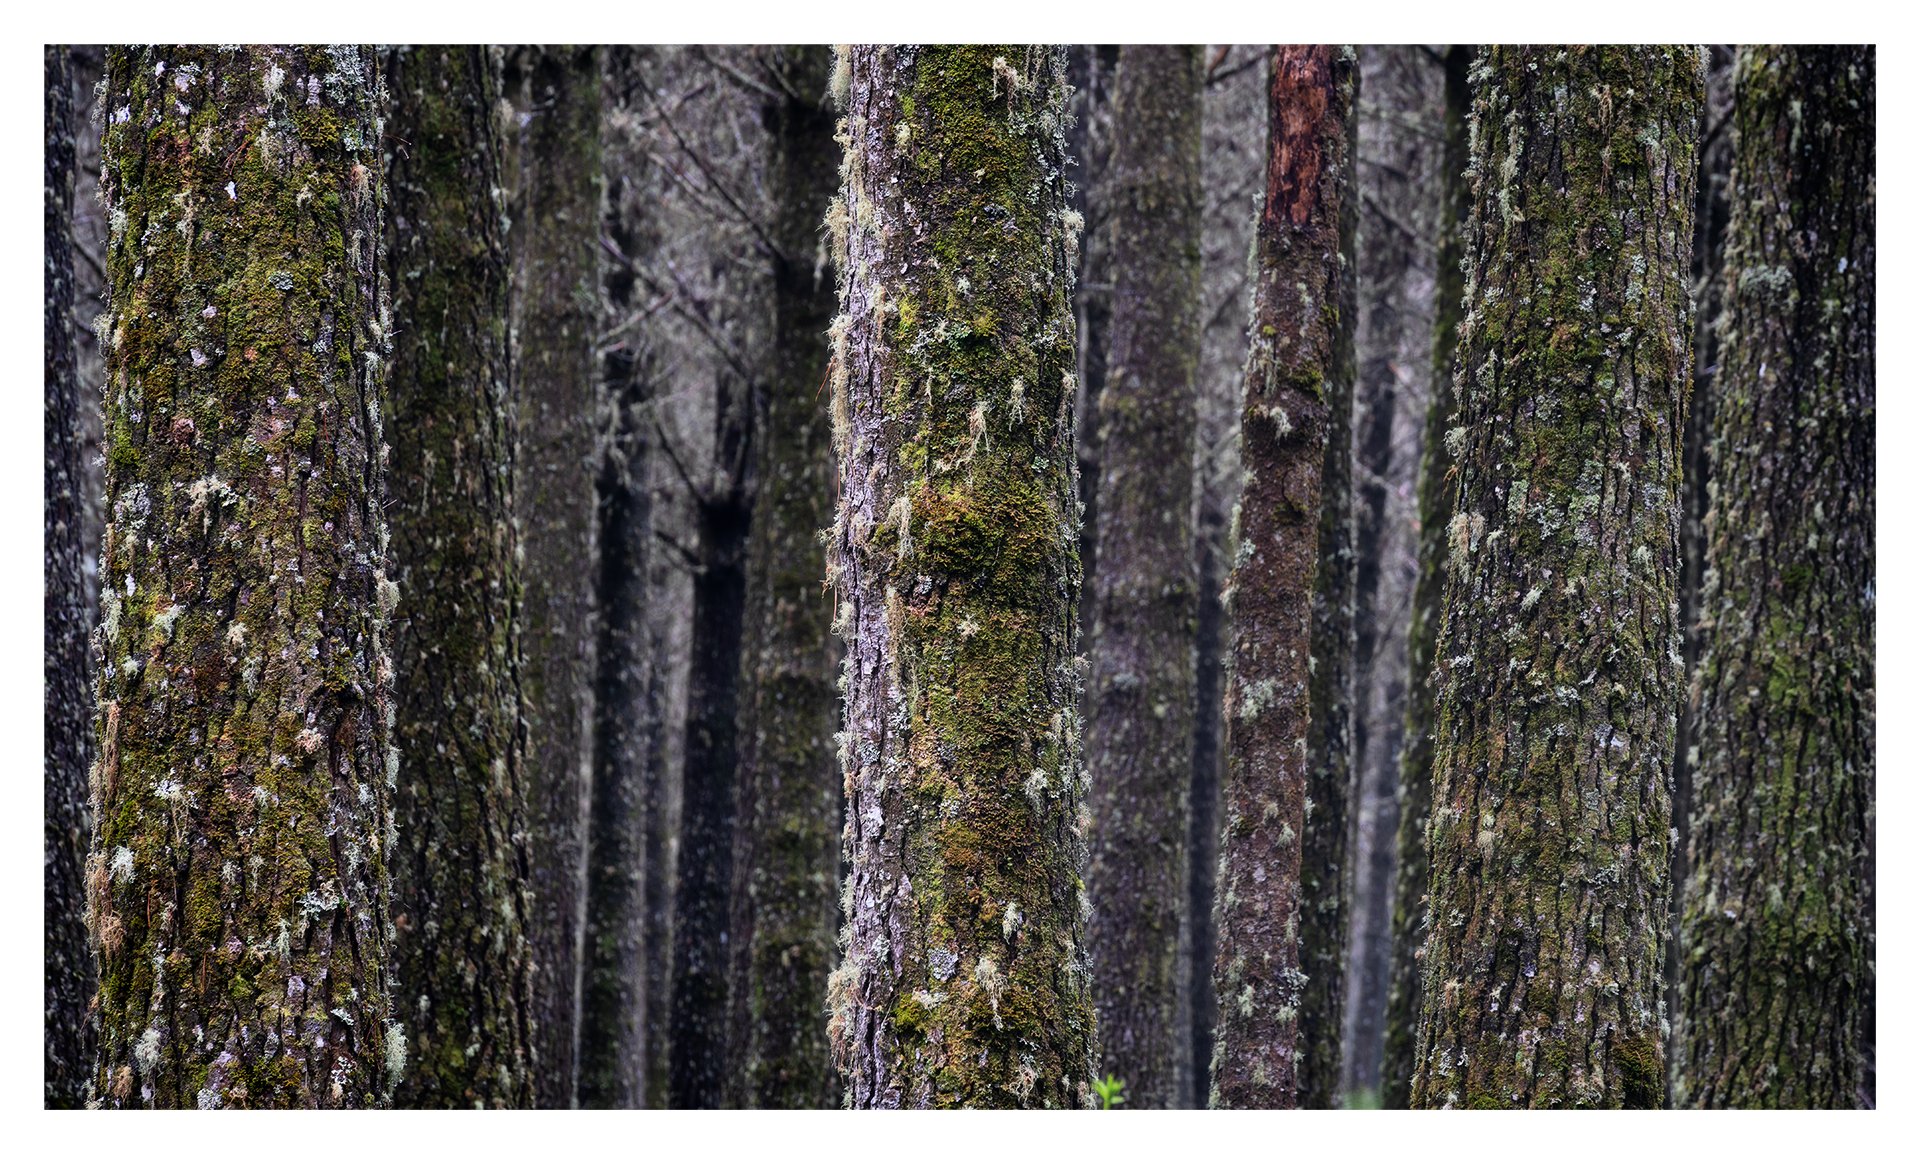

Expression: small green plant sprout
xmin=1092 ymin=1074 xmax=1125 ymax=1109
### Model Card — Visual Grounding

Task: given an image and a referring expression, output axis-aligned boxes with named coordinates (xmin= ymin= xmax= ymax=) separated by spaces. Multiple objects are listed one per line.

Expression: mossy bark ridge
xmin=1209 ymin=44 xmax=1355 ymax=1110
xmin=384 ymin=44 xmax=535 ymax=1109
xmin=505 ymin=44 xmax=604 ymax=1109
xmin=1084 ymin=43 xmax=1204 ymax=1112
xmin=89 ymin=45 xmax=397 ymax=1108
xmin=726 ymin=43 xmax=844 ymax=1110
xmin=1408 ymin=45 xmax=1700 ymax=1110
xmin=1673 ymin=45 xmax=1874 ymax=1111
xmin=47 ymin=41 xmax=98 ymax=1110
xmin=1381 ymin=42 xmax=1472 ymax=1109
xmin=826 ymin=44 xmax=1096 ymax=1109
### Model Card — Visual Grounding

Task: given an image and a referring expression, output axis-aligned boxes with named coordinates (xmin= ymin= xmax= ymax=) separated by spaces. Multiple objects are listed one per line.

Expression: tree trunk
xmin=45 ymin=41 xmax=96 ymax=1110
xmin=1673 ymin=44 xmax=1874 ymax=1111
xmin=1297 ymin=54 xmax=1360 ymax=1113
xmin=1085 ymin=43 xmax=1203 ymax=1112
xmin=1210 ymin=44 xmax=1356 ymax=1109
xmin=724 ymin=43 xmax=843 ymax=1111
xmin=1666 ymin=42 xmax=1734 ymax=1092
xmin=89 ymin=45 xmax=397 ymax=1108
xmin=579 ymin=44 xmax=658 ymax=1111
xmin=1408 ymin=45 xmax=1700 ymax=1110
xmin=1382 ymin=42 xmax=1472 ymax=1109
xmin=1068 ymin=46 xmax=1117 ymax=664
xmin=505 ymin=44 xmax=603 ymax=1109
xmin=384 ymin=44 xmax=536 ymax=1109
xmin=826 ymin=44 xmax=1096 ymax=1109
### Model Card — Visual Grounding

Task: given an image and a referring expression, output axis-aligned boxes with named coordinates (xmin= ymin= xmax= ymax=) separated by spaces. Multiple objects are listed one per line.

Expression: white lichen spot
xmin=134 ymin=1027 xmax=162 ymax=1074
xmin=110 ymin=845 xmax=136 ymax=882
xmin=384 ymin=1021 xmax=407 ymax=1082
xmin=1002 ymin=901 xmax=1022 ymax=942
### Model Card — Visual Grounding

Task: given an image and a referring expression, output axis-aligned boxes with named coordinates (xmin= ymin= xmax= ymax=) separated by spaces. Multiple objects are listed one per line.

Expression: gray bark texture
xmin=46 ymin=41 xmax=97 ymax=1110
xmin=1672 ymin=44 xmax=1874 ymax=1111
xmin=1409 ymin=45 xmax=1700 ymax=1110
xmin=1085 ymin=43 xmax=1204 ymax=1112
xmin=1209 ymin=44 xmax=1356 ymax=1109
xmin=89 ymin=44 xmax=398 ymax=1108
xmin=825 ymin=44 xmax=1097 ymax=1109
xmin=504 ymin=44 xmax=604 ymax=1109
xmin=384 ymin=44 xmax=536 ymax=1109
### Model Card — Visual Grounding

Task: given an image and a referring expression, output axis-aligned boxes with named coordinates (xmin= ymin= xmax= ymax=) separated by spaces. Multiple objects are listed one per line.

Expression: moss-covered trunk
xmin=89 ymin=45 xmax=397 ymax=1109
xmin=46 ymin=41 xmax=97 ymax=1110
xmin=384 ymin=45 xmax=535 ymax=1109
xmin=1083 ymin=43 xmax=1203 ymax=1112
xmin=1381 ymin=42 xmax=1471 ymax=1109
xmin=1408 ymin=46 xmax=1700 ymax=1110
xmin=826 ymin=44 xmax=1095 ymax=1109
xmin=505 ymin=44 xmax=603 ymax=1109
xmin=722 ymin=43 xmax=843 ymax=1111
xmin=1672 ymin=45 xmax=1874 ymax=1111
xmin=1209 ymin=45 xmax=1355 ymax=1109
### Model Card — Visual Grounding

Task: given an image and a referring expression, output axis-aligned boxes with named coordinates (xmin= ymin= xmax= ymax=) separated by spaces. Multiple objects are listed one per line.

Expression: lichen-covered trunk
xmin=384 ymin=44 xmax=535 ymax=1109
xmin=1672 ymin=45 xmax=1874 ymax=1111
xmin=1083 ymin=43 xmax=1203 ymax=1112
xmin=724 ymin=43 xmax=843 ymax=1111
xmin=1209 ymin=45 xmax=1355 ymax=1109
xmin=89 ymin=45 xmax=397 ymax=1109
xmin=1408 ymin=46 xmax=1700 ymax=1110
xmin=1068 ymin=45 xmax=1116 ymax=665
xmin=505 ymin=44 xmax=603 ymax=1109
xmin=826 ymin=44 xmax=1095 ymax=1109
xmin=1381 ymin=42 xmax=1472 ymax=1109
xmin=45 ymin=41 xmax=97 ymax=1110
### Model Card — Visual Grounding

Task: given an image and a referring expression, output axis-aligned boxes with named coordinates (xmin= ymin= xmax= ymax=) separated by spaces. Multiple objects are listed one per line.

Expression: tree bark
xmin=384 ymin=44 xmax=536 ymax=1109
xmin=89 ymin=45 xmax=397 ymax=1108
xmin=826 ymin=45 xmax=1096 ymax=1109
xmin=724 ymin=43 xmax=843 ymax=1111
xmin=1209 ymin=44 xmax=1356 ymax=1110
xmin=505 ymin=44 xmax=603 ymax=1109
xmin=1084 ymin=44 xmax=1204 ymax=1112
xmin=1382 ymin=42 xmax=1472 ymax=1109
xmin=1408 ymin=45 xmax=1700 ymax=1110
xmin=46 ymin=41 xmax=97 ymax=1110
xmin=1672 ymin=45 xmax=1874 ymax=1111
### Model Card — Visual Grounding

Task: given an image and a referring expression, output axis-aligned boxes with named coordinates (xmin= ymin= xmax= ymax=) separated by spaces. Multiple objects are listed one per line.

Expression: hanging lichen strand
xmin=1409 ymin=46 xmax=1700 ymax=1109
xmin=89 ymin=45 xmax=398 ymax=1108
xmin=1210 ymin=44 xmax=1355 ymax=1110
xmin=1084 ymin=43 xmax=1203 ymax=1112
xmin=825 ymin=44 xmax=1096 ymax=1109
xmin=384 ymin=45 xmax=535 ymax=1108
xmin=1382 ymin=42 xmax=1473 ymax=1109
xmin=1673 ymin=45 xmax=1875 ymax=1111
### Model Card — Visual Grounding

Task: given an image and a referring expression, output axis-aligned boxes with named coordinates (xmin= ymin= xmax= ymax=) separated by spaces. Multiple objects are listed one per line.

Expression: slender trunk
xmin=1673 ymin=45 xmax=1874 ymax=1110
xmin=1069 ymin=46 xmax=1117 ymax=662
xmin=1342 ymin=43 xmax=1438 ymax=1104
xmin=725 ymin=43 xmax=843 ymax=1110
xmin=505 ymin=44 xmax=603 ymax=1109
xmin=1408 ymin=45 xmax=1700 ymax=1110
xmin=1381 ymin=43 xmax=1471 ymax=1108
xmin=1210 ymin=45 xmax=1356 ymax=1109
xmin=1297 ymin=55 xmax=1360 ymax=1112
xmin=1085 ymin=43 xmax=1204 ymax=1111
xmin=45 ymin=41 xmax=96 ymax=1109
xmin=579 ymin=44 xmax=658 ymax=1110
xmin=384 ymin=44 xmax=535 ymax=1109
xmin=668 ymin=391 xmax=751 ymax=1109
xmin=827 ymin=45 xmax=1095 ymax=1108
xmin=1665 ymin=43 xmax=1734 ymax=1088
xmin=89 ymin=45 xmax=396 ymax=1108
